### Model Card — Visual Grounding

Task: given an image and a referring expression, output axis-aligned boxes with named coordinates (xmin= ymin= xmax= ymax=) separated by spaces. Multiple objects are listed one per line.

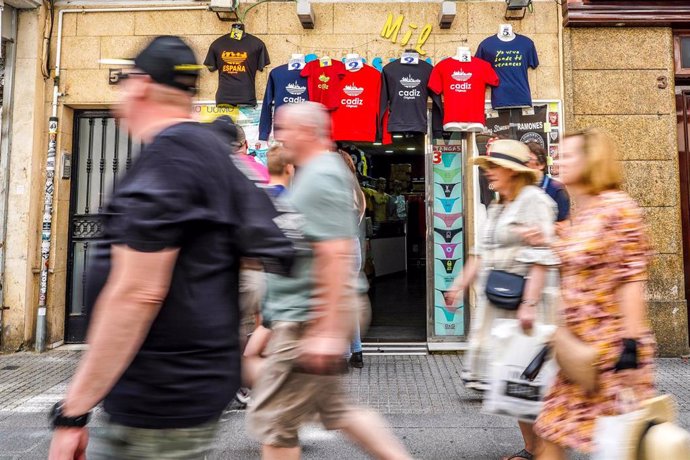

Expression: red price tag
xmin=433 ymin=150 xmax=442 ymax=164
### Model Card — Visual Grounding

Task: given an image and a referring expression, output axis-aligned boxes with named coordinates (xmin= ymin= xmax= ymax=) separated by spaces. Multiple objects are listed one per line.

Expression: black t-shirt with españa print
xmin=204 ymin=33 xmax=270 ymax=106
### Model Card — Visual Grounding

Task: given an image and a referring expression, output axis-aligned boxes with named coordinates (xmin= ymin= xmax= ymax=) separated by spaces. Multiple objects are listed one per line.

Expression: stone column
xmin=2 ymin=7 xmax=48 ymax=351
xmin=564 ymin=27 xmax=689 ymax=356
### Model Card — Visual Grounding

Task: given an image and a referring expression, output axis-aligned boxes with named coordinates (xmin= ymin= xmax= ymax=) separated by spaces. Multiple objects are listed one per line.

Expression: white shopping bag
xmin=482 ymin=319 xmax=557 ymax=422
xmin=591 ymin=409 xmax=645 ymax=460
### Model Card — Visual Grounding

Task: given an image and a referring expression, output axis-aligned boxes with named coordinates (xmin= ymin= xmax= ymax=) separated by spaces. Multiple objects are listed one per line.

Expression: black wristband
xmin=49 ymin=401 xmax=91 ymax=429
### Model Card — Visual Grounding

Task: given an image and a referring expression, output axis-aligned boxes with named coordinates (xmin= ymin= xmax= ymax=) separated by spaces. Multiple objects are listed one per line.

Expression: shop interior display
xmin=340 ymin=142 xmax=427 ymax=341
xmin=476 ymin=24 xmax=540 ymax=109
xmin=428 ymin=46 xmax=499 ymax=132
xmin=204 ymin=23 xmax=270 ymax=107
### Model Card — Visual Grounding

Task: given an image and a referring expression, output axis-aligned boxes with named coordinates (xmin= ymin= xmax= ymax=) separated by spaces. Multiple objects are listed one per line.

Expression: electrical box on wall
xmin=61 ymin=153 xmax=71 ymax=180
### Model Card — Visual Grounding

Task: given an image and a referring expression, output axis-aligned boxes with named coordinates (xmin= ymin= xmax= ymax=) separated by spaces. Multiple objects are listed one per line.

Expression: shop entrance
xmin=341 ymin=134 xmax=428 ymax=342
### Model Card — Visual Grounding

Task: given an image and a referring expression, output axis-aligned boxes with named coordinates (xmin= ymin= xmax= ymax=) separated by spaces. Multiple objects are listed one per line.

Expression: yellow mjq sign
xmin=381 ymin=14 xmax=433 ymax=55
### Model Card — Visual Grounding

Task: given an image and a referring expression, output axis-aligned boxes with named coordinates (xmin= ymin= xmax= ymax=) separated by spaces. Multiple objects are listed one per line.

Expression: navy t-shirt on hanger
xmin=258 ymin=64 xmax=309 ymax=140
xmin=476 ymin=34 xmax=539 ymax=109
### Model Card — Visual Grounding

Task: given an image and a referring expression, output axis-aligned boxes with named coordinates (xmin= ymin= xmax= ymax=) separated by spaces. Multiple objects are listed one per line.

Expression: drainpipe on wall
xmin=35 ymin=3 xmax=209 ymax=351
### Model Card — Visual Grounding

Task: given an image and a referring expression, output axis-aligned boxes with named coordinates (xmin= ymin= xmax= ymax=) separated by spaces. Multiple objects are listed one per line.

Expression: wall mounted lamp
xmin=505 ymin=0 xmax=532 ymax=20
xmin=297 ymin=0 xmax=315 ymax=29
xmin=439 ymin=2 xmax=456 ymax=30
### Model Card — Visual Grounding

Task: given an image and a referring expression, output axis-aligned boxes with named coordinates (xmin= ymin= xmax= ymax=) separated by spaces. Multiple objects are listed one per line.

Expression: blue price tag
xmin=288 ymin=59 xmax=305 ymax=70
xmin=344 ymin=57 xmax=364 ymax=70
xmin=401 ymin=52 xmax=419 ymax=65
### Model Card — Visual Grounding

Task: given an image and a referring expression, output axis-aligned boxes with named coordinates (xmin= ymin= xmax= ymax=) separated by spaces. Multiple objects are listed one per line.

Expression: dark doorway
xmin=342 ymin=135 xmax=428 ymax=342
xmin=65 ymin=111 xmax=140 ymax=342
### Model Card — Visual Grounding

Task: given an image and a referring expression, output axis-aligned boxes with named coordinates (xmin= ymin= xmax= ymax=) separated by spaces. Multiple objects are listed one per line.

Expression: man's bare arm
xmin=61 ymin=245 xmax=178 ymax=417
xmin=310 ymin=238 xmax=355 ymax=338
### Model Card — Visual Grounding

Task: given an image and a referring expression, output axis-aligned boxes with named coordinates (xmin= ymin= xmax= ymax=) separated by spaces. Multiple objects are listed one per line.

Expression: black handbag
xmin=484 ymin=269 xmax=525 ymax=311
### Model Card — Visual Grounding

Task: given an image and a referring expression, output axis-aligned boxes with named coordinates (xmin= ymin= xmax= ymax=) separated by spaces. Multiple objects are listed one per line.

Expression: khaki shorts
xmin=246 ymin=321 xmax=356 ymax=448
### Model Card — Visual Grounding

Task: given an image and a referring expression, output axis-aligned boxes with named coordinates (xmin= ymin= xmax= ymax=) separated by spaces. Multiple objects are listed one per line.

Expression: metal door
xmin=65 ymin=111 xmax=140 ymax=342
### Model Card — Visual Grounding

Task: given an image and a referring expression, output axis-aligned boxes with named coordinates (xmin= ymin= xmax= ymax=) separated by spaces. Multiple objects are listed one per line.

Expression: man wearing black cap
xmin=48 ymin=36 xmax=294 ymax=460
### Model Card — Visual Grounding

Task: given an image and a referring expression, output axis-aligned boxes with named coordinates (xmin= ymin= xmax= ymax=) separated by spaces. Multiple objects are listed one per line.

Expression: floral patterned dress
xmin=534 ymin=191 xmax=657 ymax=452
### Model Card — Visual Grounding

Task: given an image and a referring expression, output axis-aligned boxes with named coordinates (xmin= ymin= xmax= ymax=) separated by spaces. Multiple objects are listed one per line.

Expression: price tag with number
xmin=401 ymin=52 xmax=419 ymax=65
xmin=344 ymin=57 xmax=364 ymax=71
xmin=288 ymin=59 xmax=305 ymax=70
xmin=230 ymin=24 xmax=244 ymax=41
xmin=319 ymin=56 xmax=332 ymax=67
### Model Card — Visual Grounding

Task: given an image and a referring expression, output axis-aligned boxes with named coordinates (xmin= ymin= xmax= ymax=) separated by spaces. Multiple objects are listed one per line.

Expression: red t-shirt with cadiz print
xmin=332 ymin=64 xmax=381 ymax=142
xmin=301 ymin=60 xmax=347 ymax=111
xmin=428 ymin=57 xmax=499 ymax=125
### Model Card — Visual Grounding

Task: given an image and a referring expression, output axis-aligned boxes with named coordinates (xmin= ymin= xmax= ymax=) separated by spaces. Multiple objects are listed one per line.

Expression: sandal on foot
xmin=503 ymin=448 xmax=534 ymax=460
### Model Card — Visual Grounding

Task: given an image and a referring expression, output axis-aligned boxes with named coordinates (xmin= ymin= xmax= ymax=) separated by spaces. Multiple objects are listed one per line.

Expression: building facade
xmin=0 ymin=0 xmax=688 ymax=355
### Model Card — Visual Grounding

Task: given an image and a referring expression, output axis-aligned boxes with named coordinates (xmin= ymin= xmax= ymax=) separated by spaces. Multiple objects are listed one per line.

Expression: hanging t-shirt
xmin=300 ymin=59 xmax=347 ymax=111
xmin=258 ymin=64 xmax=310 ymax=140
xmin=380 ymin=59 xmax=442 ymax=134
xmin=204 ymin=33 xmax=270 ymax=106
xmin=476 ymin=34 xmax=539 ymax=109
xmin=332 ymin=64 xmax=381 ymax=142
xmin=428 ymin=57 xmax=499 ymax=126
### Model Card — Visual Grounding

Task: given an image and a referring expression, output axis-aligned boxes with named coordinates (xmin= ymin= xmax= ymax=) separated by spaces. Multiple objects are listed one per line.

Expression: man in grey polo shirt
xmin=247 ymin=102 xmax=411 ymax=460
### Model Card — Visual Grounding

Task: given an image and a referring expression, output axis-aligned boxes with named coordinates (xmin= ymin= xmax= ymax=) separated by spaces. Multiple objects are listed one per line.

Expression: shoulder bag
xmin=484 ymin=204 xmax=526 ymax=311
xmin=552 ymin=325 xmax=598 ymax=393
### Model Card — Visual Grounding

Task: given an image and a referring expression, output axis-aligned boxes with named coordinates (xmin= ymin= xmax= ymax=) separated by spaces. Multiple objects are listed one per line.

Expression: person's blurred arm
xmin=62 ymin=245 xmax=177 ymax=416
xmin=518 ymin=264 xmax=547 ymax=331
xmin=446 ymin=255 xmax=479 ymax=306
xmin=616 ymin=281 xmax=647 ymax=339
xmin=297 ymin=238 xmax=355 ymax=374
xmin=311 ymin=238 xmax=355 ymax=337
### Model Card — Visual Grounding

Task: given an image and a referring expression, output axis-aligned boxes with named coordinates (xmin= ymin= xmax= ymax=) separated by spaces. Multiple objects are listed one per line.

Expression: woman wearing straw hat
xmin=445 ymin=139 xmax=559 ymax=460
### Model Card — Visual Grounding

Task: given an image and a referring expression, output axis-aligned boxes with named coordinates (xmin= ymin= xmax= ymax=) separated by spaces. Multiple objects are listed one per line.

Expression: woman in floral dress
xmin=528 ymin=129 xmax=657 ymax=458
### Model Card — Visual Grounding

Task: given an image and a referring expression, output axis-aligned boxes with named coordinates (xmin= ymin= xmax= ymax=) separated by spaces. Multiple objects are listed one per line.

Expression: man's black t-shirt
xmin=204 ymin=33 xmax=270 ymax=106
xmin=86 ymin=122 xmax=294 ymax=429
xmin=380 ymin=59 xmax=443 ymax=135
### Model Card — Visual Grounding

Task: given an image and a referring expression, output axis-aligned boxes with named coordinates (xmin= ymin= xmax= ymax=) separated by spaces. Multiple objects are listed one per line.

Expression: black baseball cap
xmin=133 ymin=36 xmax=201 ymax=93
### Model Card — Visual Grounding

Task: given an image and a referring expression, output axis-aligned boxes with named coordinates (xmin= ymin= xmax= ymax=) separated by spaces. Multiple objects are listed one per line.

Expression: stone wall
xmin=1 ymin=8 xmax=47 ymax=351
xmin=563 ymin=27 xmax=689 ymax=356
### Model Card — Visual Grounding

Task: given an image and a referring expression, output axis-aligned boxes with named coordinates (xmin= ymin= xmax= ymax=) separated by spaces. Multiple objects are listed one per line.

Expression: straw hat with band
xmin=622 ymin=395 xmax=690 ymax=460
xmin=472 ymin=139 xmax=538 ymax=181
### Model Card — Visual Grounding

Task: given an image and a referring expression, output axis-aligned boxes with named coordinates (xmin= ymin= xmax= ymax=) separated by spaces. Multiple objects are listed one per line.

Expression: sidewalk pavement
xmin=1 ymin=351 xmax=688 ymax=459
